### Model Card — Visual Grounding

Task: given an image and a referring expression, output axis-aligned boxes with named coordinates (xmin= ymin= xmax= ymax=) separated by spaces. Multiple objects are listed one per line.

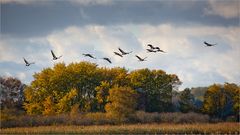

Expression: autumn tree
xmin=24 ymin=62 xmax=100 ymax=114
xmin=105 ymin=86 xmax=138 ymax=122
xmin=56 ymin=88 xmax=78 ymax=113
xmin=203 ymin=84 xmax=225 ymax=118
xmin=42 ymin=96 xmax=55 ymax=115
xmin=95 ymin=81 xmax=111 ymax=112
xmin=202 ymin=83 xmax=240 ymax=119
xmin=24 ymin=61 xmax=181 ymax=115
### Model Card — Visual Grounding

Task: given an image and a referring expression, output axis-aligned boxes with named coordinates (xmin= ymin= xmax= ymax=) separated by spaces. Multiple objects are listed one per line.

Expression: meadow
xmin=1 ymin=123 xmax=239 ymax=134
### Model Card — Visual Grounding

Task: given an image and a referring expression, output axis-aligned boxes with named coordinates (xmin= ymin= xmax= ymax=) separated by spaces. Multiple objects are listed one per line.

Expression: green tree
xmin=128 ymin=69 xmax=181 ymax=112
xmin=179 ymin=88 xmax=194 ymax=113
xmin=105 ymin=86 xmax=138 ymax=122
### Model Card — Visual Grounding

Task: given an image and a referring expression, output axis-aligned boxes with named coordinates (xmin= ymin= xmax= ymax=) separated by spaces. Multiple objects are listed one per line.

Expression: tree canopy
xmin=23 ymin=62 xmax=181 ymax=115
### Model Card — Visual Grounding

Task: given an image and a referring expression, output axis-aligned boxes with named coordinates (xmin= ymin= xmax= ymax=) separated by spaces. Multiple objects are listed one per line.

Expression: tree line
xmin=1 ymin=61 xmax=239 ymax=121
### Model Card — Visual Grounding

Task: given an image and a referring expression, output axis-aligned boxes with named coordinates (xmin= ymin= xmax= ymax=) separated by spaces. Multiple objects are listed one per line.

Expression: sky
xmin=0 ymin=0 xmax=240 ymax=90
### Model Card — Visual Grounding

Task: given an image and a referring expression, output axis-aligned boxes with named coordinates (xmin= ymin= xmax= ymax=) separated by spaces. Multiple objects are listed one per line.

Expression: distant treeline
xmin=1 ymin=61 xmax=239 ymax=122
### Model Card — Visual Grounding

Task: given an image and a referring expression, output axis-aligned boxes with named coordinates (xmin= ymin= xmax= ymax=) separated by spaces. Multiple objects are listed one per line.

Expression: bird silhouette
xmin=51 ymin=50 xmax=62 ymax=60
xmin=82 ymin=53 xmax=96 ymax=59
xmin=114 ymin=52 xmax=123 ymax=57
xmin=155 ymin=47 xmax=166 ymax=53
xmin=146 ymin=49 xmax=157 ymax=53
xmin=118 ymin=48 xmax=132 ymax=55
xmin=135 ymin=55 xmax=147 ymax=61
xmin=23 ymin=57 xmax=35 ymax=66
xmin=204 ymin=41 xmax=217 ymax=47
xmin=147 ymin=44 xmax=166 ymax=53
xmin=102 ymin=57 xmax=112 ymax=63
xmin=147 ymin=44 xmax=156 ymax=50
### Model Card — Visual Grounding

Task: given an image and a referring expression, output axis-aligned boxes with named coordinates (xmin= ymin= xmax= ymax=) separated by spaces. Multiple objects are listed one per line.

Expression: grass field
xmin=1 ymin=123 xmax=239 ymax=134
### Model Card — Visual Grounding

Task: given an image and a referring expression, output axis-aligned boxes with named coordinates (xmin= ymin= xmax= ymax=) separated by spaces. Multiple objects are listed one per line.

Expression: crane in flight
xmin=155 ymin=47 xmax=166 ymax=53
xmin=147 ymin=44 xmax=166 ymax=53
xmin=118 ymin=48 xmax=132 ymax=55
xmin=102 ymin=57 xmax=112 ymax=63
xmin=135 ymin=55 xmax=147 ymax=61
xmin=204 ymin=41 xmax=217 ymax=47
xmin=83 ymin=53 xmax=96 ymax=59
xmin=147 ymin=44 xmax=156 ymax=50
xmin=51 ymin=50 xmax=62 ymax=60
xmin=114 ymin=52 xmax=123 ymax=57
xmin=23 ymin=57 xmax=35 ymax=66
xmin=146 ymin=49 xmax=157 ymax=53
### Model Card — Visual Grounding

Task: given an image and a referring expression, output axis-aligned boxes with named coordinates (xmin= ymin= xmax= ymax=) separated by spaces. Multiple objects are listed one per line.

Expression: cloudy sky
xmin=0 ymin=0 xmax=239 ymax=89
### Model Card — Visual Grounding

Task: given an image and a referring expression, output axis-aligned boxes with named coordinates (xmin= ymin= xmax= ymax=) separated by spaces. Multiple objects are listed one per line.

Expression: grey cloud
xmin=1 ymin=0 xmax=239 ymax=37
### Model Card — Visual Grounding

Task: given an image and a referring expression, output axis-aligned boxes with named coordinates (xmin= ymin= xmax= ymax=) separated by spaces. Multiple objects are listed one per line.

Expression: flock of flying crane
xmin=23 ymin=41 xmax=217 ymax=66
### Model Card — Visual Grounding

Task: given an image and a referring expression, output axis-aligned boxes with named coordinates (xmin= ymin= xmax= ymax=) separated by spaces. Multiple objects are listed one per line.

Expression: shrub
xmin=135 ymin=111 xmax=160 ymax=123
xmin=0 ymin=112 xmax=211 ymax=128
xmin=0 ymin=108 xmax=25 ymax=121
xmin=134 ymin=111 xmax=209 ymax=124
xmin=173 ymin=112 xmax=209 ymax=123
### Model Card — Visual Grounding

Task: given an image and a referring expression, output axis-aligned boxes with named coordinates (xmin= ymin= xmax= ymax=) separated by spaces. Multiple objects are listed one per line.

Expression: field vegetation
xmin=1 ymin=123 xmax=239 ymax=134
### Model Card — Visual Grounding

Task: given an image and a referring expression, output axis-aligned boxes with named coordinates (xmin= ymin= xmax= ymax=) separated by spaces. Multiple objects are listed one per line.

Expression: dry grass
xmin=1 ymin=123 xmax=239 ymax=134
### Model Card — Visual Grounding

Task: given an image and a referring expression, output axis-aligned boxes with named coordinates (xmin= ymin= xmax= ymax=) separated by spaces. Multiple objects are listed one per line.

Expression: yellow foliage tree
xmin=224 ymin=83 xmax=240 ymax=120
xmin=42 ymin=96 xmax=55 ymax=115
xmin=203 ymin=83 xmax=240 ymax=119
xmin=57 ymin=88 xmax=78 ymax=113
xmin=203 ymin=84 xmax=226 ymax=118
xmin=24 ymin=86 xmax=44 ymax=115
xmin=95 ymin=81 xmax=111 ymax=111
xmin=105 ymin=86 xmax=138 ymax=122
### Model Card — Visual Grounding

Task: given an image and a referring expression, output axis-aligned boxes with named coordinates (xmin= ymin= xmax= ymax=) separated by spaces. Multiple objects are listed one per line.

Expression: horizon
xmin=1 ymin=0 xmax=239 ymax=90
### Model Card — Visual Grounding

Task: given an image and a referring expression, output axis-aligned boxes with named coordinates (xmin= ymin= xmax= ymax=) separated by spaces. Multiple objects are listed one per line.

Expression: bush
xmin=134 ymin=111 xmax=209 ymax=124
xmin=0 ymin=112 xmax=211 ymax=128
xmin=135 ymin=111 xmax=160 ymax=123
xmin=173 ymin=112 xmax=209 ymax=123
xmin=0 ymin=108 xmax=25 ymax=121
xmin=1 ymin=113 xmax=116 ymax=128
xmin=226 ymin=116 xmax=237 ymax=122
xmin=85 ymin=112 xmax=115 ymax=125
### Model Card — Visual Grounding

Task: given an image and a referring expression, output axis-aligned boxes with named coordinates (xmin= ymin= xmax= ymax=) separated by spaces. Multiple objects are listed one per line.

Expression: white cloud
xmin=45 ymin=24 xmax=240 ymax=88
xmin=16 ymin=72 xmax=26 ymax=80
xmin=0 ymin=36 xmax=51 ymax=67
xmin=204 ymin=0 xmax=240 ymax=19
xmin=46 ymin=25 xmax=141 ymax=66
xmin=0 ymin=40 xmax=15 ymax=61
xmin=130 ymin=24 xmax=240 ymax=88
